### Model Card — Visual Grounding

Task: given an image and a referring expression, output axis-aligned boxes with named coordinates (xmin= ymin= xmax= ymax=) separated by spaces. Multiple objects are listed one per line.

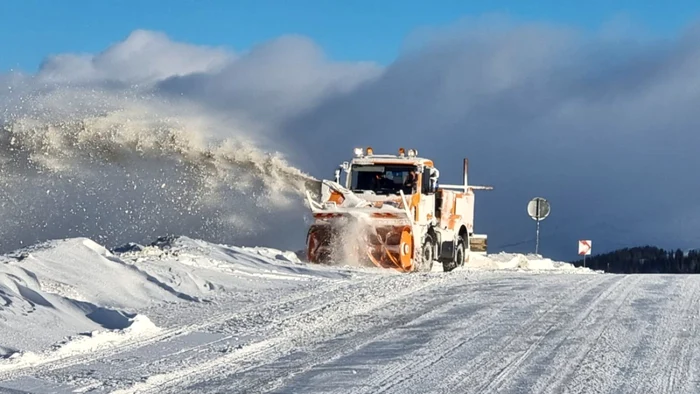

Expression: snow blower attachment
xmin=305 ymin=147 xmax=493 ymax=273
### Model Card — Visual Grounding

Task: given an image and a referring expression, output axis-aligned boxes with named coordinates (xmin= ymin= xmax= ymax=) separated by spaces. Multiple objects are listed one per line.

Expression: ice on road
xmin=0 ymin=237 xmax=698 ymax=394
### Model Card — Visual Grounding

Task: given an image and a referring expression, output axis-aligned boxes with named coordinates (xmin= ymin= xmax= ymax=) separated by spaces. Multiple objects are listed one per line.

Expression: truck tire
xmin=443 ymin=237 xmax=465 ymax=272
xmin=455 ymin=237 xmax=465 ymax=267
xmin=415 ymin=234 xmax=434 ymax=272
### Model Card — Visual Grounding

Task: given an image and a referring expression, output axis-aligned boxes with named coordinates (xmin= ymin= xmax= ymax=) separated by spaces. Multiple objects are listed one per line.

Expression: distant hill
xmin=570 ymin=246 xmax=700 ymax=274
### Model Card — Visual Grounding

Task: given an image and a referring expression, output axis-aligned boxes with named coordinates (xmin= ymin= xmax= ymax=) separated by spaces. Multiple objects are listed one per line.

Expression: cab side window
xmin=421 ymin=167 xmax=433 ymax=194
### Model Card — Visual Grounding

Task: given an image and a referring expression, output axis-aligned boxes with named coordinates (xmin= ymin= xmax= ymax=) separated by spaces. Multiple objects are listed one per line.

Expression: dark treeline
xmin=570 ymin=246 xmax=700 ymax=274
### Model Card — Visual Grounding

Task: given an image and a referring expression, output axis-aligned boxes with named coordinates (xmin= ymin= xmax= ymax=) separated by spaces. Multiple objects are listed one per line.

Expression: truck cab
xmin=335 ymin=147 xmax=440 ymax=222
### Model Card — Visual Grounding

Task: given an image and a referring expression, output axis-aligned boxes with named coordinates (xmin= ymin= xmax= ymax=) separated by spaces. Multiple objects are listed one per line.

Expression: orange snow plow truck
xmin=304 ymin=147 xmax=492 ymax=273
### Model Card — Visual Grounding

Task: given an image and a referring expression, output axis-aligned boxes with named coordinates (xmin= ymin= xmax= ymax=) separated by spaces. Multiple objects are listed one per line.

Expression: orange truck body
xmin=305 ymin=147 xmax=492 ymax=273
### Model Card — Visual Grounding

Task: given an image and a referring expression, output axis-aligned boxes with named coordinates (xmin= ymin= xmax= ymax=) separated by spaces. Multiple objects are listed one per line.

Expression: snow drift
xmin=0 ymin=236 xmax=355 ymax=365
xmin=464 ymin=252 xmax=597 ymax=273
xmin=0 ymin=237 xmax=182 ymax=360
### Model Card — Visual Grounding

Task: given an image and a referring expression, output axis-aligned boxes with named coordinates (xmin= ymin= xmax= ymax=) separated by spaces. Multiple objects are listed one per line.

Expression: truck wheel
xmin=443 ymin=237 xmax=465 ymax=272
xmin=415 ymin=234 xmax=434 ymax=272
xmin=455 ymin=237 xmax=465 ymax=267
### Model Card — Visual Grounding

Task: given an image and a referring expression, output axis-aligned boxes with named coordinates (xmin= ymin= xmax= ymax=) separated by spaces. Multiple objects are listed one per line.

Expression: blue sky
xmin=1 ymin=0 xmax=699 ymax=72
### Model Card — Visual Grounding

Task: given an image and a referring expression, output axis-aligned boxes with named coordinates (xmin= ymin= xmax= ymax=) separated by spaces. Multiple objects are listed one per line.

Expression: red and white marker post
xmin=578 ymin=240 xmax=592 ymax=267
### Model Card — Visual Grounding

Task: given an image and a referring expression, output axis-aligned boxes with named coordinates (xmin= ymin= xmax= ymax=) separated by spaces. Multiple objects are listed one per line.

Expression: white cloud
xmin=155 ymin=34 xmax=383 ymax=128
xmin=36 ymin=29 xmax=234 ymax=85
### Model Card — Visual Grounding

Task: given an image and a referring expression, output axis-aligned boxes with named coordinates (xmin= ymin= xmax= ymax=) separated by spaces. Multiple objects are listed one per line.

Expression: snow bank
xmin=463 ymin=252 xmax=597 ymax=274
xmin=116 ymin=235 xmax=356 ymax=292
xmin=0 ymin=237 xmax=189 ymax=359
xmin=0 ymin=235 xmax=355 ymax=365
xmin=0 ymin=314 xmax=159 ymax=373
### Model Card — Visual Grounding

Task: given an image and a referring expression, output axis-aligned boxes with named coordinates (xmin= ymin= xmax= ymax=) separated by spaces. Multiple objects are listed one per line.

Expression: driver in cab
xmin=371 ymin=173 xmax=390 ymax=191
xmin=403 ymin=170 xmax=417 ymax=193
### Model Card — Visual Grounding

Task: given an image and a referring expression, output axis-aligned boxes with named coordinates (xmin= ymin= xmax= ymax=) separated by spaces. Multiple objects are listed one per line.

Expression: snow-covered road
xmin=1 ymin=237 xmax=699 ymax=393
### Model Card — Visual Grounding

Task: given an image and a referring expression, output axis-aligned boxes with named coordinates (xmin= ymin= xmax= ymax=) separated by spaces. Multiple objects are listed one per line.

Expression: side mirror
xmin=429 ymin=167 xmax=440 ymax=193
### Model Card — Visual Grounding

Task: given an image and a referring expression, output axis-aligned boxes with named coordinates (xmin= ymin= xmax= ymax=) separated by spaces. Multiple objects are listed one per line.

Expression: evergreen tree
xmin=570 ymin=246 xmax=700 ymax=274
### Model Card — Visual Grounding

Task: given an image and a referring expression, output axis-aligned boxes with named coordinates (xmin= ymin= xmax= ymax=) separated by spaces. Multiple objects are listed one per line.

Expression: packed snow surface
xmin=1 ymin=236 xmax=699 ymax=393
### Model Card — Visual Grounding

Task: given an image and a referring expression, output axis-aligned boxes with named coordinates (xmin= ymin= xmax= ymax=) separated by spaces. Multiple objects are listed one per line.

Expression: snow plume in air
xmin=0 ymin=30 xmax=380 ymax=253
xmin=0 ymin=92 xmax=314 ymax=253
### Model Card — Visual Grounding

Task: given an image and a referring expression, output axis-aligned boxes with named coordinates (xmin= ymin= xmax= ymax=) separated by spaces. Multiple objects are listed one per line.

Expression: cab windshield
xmin=350 ymin=164 xmax=417 ymax=195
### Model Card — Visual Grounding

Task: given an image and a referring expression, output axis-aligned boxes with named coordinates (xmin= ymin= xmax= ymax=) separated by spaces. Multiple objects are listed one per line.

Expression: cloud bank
xmin=2 ymin=20 xmax=700 ymax=259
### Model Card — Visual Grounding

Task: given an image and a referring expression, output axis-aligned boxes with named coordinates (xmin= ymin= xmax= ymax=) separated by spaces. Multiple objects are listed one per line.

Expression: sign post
xmin=578 ymin=240 xmax=592 ymax=267
xmin=527 ymin=197 xmax=550 ymax=255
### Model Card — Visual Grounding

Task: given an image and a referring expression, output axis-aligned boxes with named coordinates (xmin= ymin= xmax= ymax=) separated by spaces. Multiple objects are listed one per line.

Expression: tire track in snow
xmin=603 ymin=275 xmax=692 ymax=394
xmin=669 ymin=277 xmax=700 ymax=394
xmin=547 ymin=275 xmax=700 ymax=394
xmin=364 ymin=274 xmax=605 ymax=394
xmin=483 ymin=276 xmax=628 ymax=394
xmin=621 ymin=275 xmax=700 ymax=394
xmin=650 ymin=276 xmax=700 ymax=394
xmin=222 ymin=285 xmax=470 ymax=393
xmin=477 ymin=274 xmax=637 ymax=394
xmin=109 ymin=271 xmax=455 ymax=393
xmin=476 ymin=276 xmax=633 ymax=394
xmin=514 ymin=274 xmax=641 ymax=394
xmin=430 ymin=274 xmax=629 ymax=394
xmin=380 ymin=274 xmax=621 ymax=394
xmin=184 ymin=274 xmax=603 ymax=394
xmin=247 ymin=274 xmax=587 ymax=394
xmin=459 ymin=274 xmax=700 ymax=394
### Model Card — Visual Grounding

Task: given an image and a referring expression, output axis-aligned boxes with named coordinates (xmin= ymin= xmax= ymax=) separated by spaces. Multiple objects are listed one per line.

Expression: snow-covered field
xmin=0 ymin=236 xmax=698 ymax=393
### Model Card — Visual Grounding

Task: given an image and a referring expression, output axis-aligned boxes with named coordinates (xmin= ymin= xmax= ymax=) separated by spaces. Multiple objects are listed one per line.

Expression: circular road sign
xmin=527 ymin=197 xmax=550 ymax=221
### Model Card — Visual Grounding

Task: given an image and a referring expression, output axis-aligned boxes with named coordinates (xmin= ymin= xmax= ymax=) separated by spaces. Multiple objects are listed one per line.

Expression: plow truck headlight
xmin=408 ymin=149 xmax=417 ymax=157
xmin=354 ymin=147 xmax=363 ymax=157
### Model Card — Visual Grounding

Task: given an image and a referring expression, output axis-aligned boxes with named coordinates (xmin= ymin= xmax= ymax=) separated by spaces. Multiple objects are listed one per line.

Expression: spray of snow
xmin=329 ymin=215 xmax=372 ymax=268
xmin=0 ymin=89 xmax=320 ymax=253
